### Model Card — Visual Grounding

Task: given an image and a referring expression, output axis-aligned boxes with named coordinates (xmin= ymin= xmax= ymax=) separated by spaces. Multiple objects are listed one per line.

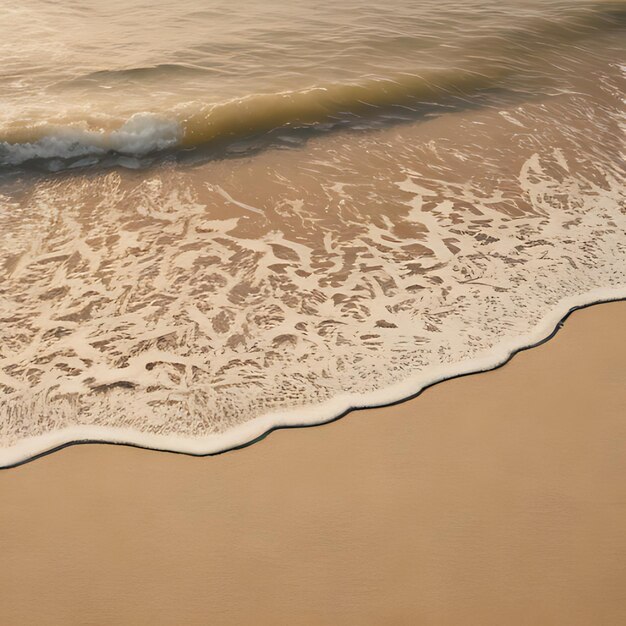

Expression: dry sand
xmin=0 ymin=300 xmax=625 ymax=626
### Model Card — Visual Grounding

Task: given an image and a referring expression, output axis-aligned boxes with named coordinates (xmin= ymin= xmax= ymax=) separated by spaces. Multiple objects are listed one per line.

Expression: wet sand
xmin=0 ymin=300 xmax=625 ymax=626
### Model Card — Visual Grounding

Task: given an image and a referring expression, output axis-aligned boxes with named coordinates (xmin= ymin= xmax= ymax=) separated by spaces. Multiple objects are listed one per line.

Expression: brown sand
xmin=0 ymin=301 xmax=625 ymax=626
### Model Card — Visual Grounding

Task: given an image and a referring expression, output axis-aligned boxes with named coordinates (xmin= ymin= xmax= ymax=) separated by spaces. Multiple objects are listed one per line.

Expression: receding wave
xmin=0 ymin=2 xmax=624 ymax=169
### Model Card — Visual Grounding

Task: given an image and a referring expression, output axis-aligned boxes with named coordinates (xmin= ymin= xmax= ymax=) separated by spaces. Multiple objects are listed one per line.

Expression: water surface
xmin=0 ymin=0 xmax=625 ymax=465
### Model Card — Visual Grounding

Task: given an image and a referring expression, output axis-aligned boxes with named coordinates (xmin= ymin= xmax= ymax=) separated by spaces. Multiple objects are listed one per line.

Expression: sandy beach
xmin=1 ymin=3 xmax=625 ymax=624
xmin=1 ymin=300 xmax=624 ymax=625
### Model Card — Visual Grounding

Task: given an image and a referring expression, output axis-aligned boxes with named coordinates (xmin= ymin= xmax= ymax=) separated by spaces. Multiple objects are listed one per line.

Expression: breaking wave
xmin=1 ymin=2 xmax=624 ymax=169
xmin=0 ymin=114 xmax=181 ymax=167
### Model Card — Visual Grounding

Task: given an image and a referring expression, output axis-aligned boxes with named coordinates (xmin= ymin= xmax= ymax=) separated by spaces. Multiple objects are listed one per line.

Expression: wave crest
xmin=0 ymin=113 xmax=181 ymax=166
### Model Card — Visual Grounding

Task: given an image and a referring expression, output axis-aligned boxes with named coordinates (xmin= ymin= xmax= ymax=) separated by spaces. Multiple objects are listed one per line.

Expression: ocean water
xmin=0 ymin=1 xmax=624 ymax=465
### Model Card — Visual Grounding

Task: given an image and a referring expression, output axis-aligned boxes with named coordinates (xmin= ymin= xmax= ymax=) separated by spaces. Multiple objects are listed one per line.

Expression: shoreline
xmin=2 ymin=287 xmax=625 ymax=469
xmin=1 ymin=299 xmax=624 ymax=625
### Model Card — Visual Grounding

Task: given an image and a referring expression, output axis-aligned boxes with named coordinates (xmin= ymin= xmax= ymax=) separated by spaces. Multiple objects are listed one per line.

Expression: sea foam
xmin=0 ymin=113 xmax=181 ymax=166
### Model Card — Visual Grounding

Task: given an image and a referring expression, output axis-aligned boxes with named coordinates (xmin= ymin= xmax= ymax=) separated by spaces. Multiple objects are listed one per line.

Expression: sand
xmin=0 ymin=300 xmax=625 ymax=626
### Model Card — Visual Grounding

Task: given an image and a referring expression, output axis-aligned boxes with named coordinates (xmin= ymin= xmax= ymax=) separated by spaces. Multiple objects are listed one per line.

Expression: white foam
xmin=0 ymin=113 xmax=182 ymax=166
xmin=0 ymin=288 xmax=623 ymax=469
xmin=1 ymin=51 xmax=624 ymax=468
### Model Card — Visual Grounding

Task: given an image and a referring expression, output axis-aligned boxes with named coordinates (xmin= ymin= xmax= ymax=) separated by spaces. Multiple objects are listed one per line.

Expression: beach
xmin=1 ymin=2 xmax=625 ymax=622
xmin=1 ymin=300 xmax=624 ymax=625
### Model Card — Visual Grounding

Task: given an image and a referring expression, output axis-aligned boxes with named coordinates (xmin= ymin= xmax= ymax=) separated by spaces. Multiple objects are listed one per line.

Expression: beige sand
xmin=0 ymin=301 xmax=625 ymax=626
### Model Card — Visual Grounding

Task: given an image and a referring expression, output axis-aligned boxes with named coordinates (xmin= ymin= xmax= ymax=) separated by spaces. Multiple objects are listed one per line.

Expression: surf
xmin=0 ymin=1 xmax=624 ymax=170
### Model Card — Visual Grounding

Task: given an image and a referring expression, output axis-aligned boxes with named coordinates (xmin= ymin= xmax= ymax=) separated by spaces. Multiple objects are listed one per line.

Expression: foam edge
xmin=1 ymin=285 xmax=625 ymax=469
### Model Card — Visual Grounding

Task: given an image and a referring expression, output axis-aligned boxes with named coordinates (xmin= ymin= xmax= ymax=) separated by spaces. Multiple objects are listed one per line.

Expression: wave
xmin=0 ymin=69 xmax=501 ymax=168
xmin=81 ymin=63 xmax=213 ymax=82
xmin=0 ymin=1 xmax=624 ymax=168
xmin=1 ymin=291 xmax=624 ymax=469
xmin=0 ymin=114 xmax=181 ymax=166
xmin=0 ymin=39 xmax=624 ymax=467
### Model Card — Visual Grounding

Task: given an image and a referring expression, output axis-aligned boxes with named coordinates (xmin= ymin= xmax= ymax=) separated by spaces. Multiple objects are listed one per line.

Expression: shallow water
xmin=0 ymin=1 xmax=625 ymax=465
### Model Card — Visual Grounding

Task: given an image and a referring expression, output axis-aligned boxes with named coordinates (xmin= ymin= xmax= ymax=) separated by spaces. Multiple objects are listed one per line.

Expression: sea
xmin=0 ymin=0 xmax=624 ymax=465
